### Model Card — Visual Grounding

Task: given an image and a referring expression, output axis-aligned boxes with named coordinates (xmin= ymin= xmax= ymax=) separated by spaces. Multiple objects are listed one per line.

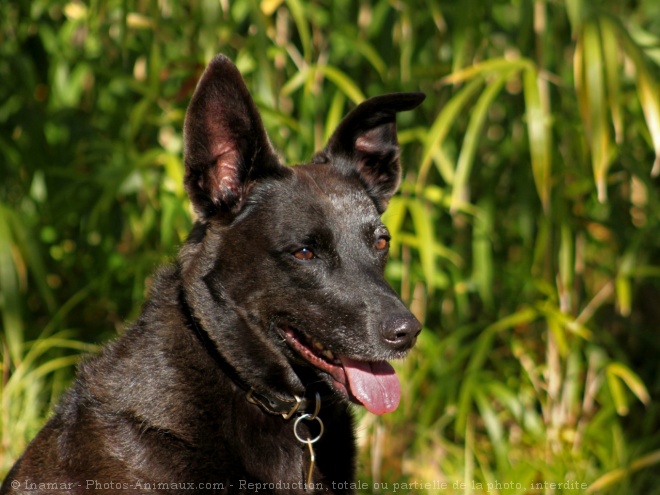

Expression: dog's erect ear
xmin=318 ymin=93 xmax=425 ymax=211
xmin=184 ymin=55 xmax=282 ymax=218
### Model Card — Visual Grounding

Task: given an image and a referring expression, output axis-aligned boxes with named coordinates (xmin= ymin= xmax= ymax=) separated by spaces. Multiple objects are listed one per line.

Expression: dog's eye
xmin=375 ymin=236 xmax=390 ymax=251
xmin=293 ymin=248 xmax=315 ymax=261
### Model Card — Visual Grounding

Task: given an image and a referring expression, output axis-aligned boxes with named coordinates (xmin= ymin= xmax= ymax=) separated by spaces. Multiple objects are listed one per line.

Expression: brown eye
xmin=375 ymin=237 xmax=389 ymax=251
xmin=293 ymin=248 xmax=315 ymax=261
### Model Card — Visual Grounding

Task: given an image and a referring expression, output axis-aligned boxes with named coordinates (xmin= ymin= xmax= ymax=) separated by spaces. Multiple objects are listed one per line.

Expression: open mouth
xmin=279 ymin=326 xmax=401 ymax=415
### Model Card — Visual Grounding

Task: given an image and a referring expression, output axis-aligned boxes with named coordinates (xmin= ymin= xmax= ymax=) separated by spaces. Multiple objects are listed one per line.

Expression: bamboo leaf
xmin=260 ymin=0 xmax=284 ymax=16
xmin=456 ymin=306 xmax=538 ymax=434
xmin=612 ymin=16 xmax=660 ymax=176
xmin=582 ymin=19 xmax=612 ymax=202
xmin=472 ymin=198 xmax=494 ymax=310
xmin=607 ymin=362 xmax=651 ymax=407
xmin=630 ymin=450 xmax=660 ymax=472
xmin=599 ymin=17 xmax=624 ymax=144
xmin=381 ymin=196 xmax=407 ymax=257
xmin=407 ymin=198 xmax=438 ymax=294
xmin=441 ymin=57 xmax=531 ymax=85
xmin=281 ymin=66 xmax=312 ymax=96
xmin=323 ymin=90 xmax=346 ymax=144
xmin=565 ymin=0 xmax=585 ymax=34
xmin=574 ymin=29 xmax=590 ymax=136
xmin=32 ymin=355 xmax=82 ymax=381
xmin=6 ymin=205 xmax=55 ymax=311
xmin=586 ymin=468 xmax=627 ymax=493
xmin=284 ymin=0 xmax=312 ymax=62
xmin=538 ymin=302 xmax=593 ymax=340
xmin=558 ymin=222 xmax=574 ymax=308
xmin=316 ymin=65 xmax=365 ymax=104
xmin=329 ymin=34 xmax=387 ymax=79
xmin=397 ymin=8 xmax=414 ymax=82
xmin=615 ymin=275 xmax=631 ymax=317
xmin=0 ymin=206 xmax=23 ymax=364
xmin=450 ymin=68 xmax=514 ymax=213
xmin=587 ymin=450 xmax=660 ymax=493
xmin=474 ymin=388 xmax=507 ymax=467
xmin=606 ymin=367 xmax=629 ymax=415
xmin=523 ymin=66 xmax=552 ymax=213
xmin=547 ymin=317 xmax=569 ymax=357
xmin=417 ymin=77 xmax=484 ymax=190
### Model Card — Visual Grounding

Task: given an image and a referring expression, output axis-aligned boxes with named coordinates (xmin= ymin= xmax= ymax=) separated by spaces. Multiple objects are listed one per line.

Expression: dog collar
xmin=179 ymin=287 xmax=321 ymax=419
xmin=247 ymin=388 xmax=321 ymax=420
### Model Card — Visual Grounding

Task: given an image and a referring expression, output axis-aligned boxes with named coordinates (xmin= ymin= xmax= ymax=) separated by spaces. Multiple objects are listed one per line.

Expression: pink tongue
xmin=339 ymin=357 xmax=401 ymax=415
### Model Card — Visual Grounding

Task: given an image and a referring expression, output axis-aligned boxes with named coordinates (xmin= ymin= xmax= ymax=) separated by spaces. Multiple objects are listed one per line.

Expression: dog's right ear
xmin=184 ymin=55 xmax=282 ymax=218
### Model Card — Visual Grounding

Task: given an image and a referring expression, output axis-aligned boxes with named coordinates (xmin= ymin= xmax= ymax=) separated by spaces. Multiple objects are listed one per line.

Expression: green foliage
xmin=2 ymin=0 xmax=660 ymax=492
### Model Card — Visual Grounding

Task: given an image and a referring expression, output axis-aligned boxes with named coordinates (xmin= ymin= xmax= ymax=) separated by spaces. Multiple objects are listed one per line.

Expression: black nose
xmin=380 ymin=313 xmax=422 ymax=351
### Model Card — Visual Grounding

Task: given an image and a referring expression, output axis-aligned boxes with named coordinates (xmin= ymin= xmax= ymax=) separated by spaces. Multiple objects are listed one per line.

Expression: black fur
xmin=1 ymin=55 xmax=424 ymax=495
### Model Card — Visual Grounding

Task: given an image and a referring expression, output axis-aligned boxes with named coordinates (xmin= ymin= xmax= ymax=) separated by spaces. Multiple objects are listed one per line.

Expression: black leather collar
xmin=178 ymin=286 xmax=317 ymax=419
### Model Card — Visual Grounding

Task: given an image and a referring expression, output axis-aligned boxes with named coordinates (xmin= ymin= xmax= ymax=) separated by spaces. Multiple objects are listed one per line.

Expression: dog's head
xmin=180 ymin=55 xmax=423 ymax=415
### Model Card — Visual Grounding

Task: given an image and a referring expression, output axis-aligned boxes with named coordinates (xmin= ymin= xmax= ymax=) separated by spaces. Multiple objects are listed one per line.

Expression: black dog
xmin=1 ymin=55 xmax=423 ymax=494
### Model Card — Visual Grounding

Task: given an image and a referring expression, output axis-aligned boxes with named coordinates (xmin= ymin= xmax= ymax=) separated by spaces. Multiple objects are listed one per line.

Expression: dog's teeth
xmin=313 ymin=340 xmax=324 ymax=351
xmin=323 ymin=349 xmax=335 ymax=361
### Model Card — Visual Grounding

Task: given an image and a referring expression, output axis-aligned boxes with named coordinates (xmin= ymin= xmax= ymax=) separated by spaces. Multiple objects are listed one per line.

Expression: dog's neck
xmin=178 ymin=285 xmax=322 ymax=419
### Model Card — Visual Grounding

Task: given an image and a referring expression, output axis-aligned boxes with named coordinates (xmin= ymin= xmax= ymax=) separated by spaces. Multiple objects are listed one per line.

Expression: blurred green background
xmin=2 ymin=0 xmax=660 ymax=493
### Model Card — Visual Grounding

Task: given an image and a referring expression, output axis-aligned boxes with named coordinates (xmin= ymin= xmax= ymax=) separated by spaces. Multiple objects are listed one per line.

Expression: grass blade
xmin=523 ymin=66 xmax=552 ymax=213
xmin=607 ymin=362 xmax=651 ymax=407
xmin=316 ymin=65 xmax=366 ymax=104
xmin=456 ymin=306 xmax=538 ymax=434
xmin=612 ymin=16 xmax=660 ymax=176
xmin=582 ymin=19 xmax=612 ymax=202
xmin=407 ymin=198 xmax=438 ymax=294
xmin=284 ymin=0 xmax=312 ymax=62
xmin=587 ymin=450 xmax=660 ymax=493
xmin=323 ymin=90 xmax=347 ymax=144
xmin=441 ymin=57 xmax=530 ymax=85
xmin=0 ymin=215 xmax=23 ymax=364
xmin=417 ymin=77 xmax=484 ymax=190
xmin=450 ymin=68 xmax=514 ymax=213
xmin=600 ymin=17 xmax=624 ymax=144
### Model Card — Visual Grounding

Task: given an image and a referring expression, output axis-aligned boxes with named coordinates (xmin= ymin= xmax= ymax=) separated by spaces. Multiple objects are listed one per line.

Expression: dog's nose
xmin=380 ymin=313 xmax=422 ymax=351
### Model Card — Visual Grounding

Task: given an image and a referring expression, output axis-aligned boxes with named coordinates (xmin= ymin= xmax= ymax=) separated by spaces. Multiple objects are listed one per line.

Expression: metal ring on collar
xmin=308 ymin=392 xmax=321 ymax=420
xmin=293 ymin=413 xmax=324 ymax=444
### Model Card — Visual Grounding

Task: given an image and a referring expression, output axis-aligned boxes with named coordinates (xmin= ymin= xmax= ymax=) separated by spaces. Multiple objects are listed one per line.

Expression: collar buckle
xmin=246 ymin=388 xmax=303 ymax=419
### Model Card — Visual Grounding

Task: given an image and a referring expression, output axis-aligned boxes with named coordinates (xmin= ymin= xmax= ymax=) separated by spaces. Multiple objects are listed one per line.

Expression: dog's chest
xmin=207 ymin=405 xmax=356 ymax=494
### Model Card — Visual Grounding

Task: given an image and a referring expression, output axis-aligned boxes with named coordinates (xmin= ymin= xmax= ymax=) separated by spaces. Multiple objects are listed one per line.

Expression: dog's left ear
xmin=318 ymin=92 xmax=425 ymax=211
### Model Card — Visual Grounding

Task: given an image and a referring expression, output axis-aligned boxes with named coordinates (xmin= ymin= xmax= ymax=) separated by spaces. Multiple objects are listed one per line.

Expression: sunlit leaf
xmin=599 ymin=16 xmax=624 ymax=144
xmin=472 ymin=198 xmax=493 ymax=309
xmin=323 ymin=90 xmax=346 ymax=144
xmin=381 ymin=196 xmax=407 ymax=257
xmin=606 ymin=367 xmax=629 ymax=415
xmin=316 ymin=65 xmax=365 ymax=104
xmin=281 ymin=66 xmax=312 ymax=96
xmin=441 ymin=57 xmax=531 ymax=85
xmin=450 ymin=68 xmax=513 ymax=213
xmin=0 ymin=206 xmax=23 ymax=364
xmin=587 ymin=450 xmax=660 ymax=493
xmin=612 ymin=15 xmax=660 ymax=176
xmin=260 ymin=0 xmax=284 ymax=16
xmin=407 ymin=198 xmax=438 ymax=294
xmin=586 ymin=467 xmax=627 ymax=493
xmin=558 ymin=222 xmax=574 ymax=307
xmin=607 ymin=362 xmax=651 ymax=407
xmin=417 ymin=77 xmax=483 ymax=190
xmin=456 ymin=306 xmax=538 ymax=434
xmin=523 ymin=66 xmax=552 ymax=213
xmin=565 ymin=0 xmax=584 ymax=34
xmin=284 ymin=0 xmax=312 ymax=62
xmin=582 ymin=19 xmax=612 ymax=202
